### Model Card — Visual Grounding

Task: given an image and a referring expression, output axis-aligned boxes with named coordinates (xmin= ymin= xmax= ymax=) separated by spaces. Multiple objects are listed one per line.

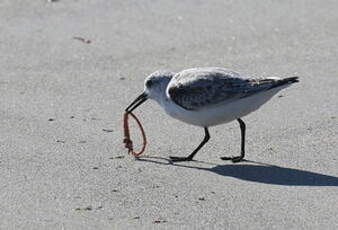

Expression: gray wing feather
xmin=167 ymin=67 xmax=276 ymax=110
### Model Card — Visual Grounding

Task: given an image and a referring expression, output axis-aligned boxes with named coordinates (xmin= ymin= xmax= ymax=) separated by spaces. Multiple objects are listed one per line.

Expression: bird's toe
xmin=231 ymin=156 xmax=244 ymax=163
xmin=169 ymin=156 xmax=193 ymax=162
xmin=220 ymin=156 xmax=233 ymax=160
xmin=220 ymin=156 xmax=244 ymax=163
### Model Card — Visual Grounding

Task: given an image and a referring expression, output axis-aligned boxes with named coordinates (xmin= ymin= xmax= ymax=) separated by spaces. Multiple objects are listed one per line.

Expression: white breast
xmin=162 ymin=87 xmax=283 ymax=127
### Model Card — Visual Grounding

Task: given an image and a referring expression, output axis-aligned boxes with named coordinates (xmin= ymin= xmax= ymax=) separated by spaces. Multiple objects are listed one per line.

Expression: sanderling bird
xmin=125 ymin=67 xmax=299 ymax=162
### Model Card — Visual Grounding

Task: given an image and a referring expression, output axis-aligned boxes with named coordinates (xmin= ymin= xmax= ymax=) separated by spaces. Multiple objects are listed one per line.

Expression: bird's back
xmin=167 ymin=67 xmax=297 ymax=111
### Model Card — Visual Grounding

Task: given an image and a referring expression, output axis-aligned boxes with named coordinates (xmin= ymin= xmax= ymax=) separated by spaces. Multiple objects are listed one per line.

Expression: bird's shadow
xmin=136 ymin=156 xmax=338 ymax=186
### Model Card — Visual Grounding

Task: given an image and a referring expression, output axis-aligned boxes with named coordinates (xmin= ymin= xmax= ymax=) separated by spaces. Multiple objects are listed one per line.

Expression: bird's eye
xmin=146 ymin=80 xmax=153 ymax=88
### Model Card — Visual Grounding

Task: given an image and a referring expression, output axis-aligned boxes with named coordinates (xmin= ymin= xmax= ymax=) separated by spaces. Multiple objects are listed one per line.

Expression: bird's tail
xmin=270 ymin=76 xmax=299 ymax=89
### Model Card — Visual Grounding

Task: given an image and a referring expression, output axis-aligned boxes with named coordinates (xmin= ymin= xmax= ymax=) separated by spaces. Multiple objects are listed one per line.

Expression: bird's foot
xmin=169 ymin=156 xmax=193 ymax=162
xmin=220 ymin=156 xmax=244 ymax=163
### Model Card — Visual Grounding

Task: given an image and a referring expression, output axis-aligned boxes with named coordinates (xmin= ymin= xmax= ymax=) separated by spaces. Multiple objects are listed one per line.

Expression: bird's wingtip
xmin=284 ymin=76 xmax=299 ymax=83
xmin=270 ymin=76 xmax=299 ymax=89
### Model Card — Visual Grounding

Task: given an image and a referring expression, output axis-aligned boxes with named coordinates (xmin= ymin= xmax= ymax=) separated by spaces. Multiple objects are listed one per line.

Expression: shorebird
xmin=125 ymin=67 xmax=299 ymax=162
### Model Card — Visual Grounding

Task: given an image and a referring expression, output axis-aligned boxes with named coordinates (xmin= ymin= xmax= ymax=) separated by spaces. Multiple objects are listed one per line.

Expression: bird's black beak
xmin=125 ymin=92 xmax=148 ymax=113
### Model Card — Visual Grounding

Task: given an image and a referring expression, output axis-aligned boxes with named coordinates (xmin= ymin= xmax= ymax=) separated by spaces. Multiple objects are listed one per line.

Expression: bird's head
xmin=125 ymin=70 xmax=175 ymax=113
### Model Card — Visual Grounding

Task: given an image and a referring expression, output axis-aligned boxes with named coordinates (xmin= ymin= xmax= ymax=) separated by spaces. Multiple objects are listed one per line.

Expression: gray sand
xmin=1 ymin=0 xmax=337 ymax=229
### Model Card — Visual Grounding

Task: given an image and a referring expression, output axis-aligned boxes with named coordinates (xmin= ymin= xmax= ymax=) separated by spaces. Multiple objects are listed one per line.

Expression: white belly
xmin=163 ymin=87 xmax=283 ymax=127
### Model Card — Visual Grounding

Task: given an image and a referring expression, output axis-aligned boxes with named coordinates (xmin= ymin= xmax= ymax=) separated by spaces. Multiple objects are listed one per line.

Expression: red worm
xmin=123 ymin=112 xmax=147 ymax=156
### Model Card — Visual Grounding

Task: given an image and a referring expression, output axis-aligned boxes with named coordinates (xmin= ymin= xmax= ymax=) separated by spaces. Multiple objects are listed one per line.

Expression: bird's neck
xmin=152 ymin=82 xmax=172 ymax=108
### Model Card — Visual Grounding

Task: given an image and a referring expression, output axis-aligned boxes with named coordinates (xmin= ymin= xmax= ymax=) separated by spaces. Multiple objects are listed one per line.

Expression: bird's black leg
xmin=221 ymin=118 xmax=246 ymax=163
xmin=170 ymin=127 xmax=210 ymax=162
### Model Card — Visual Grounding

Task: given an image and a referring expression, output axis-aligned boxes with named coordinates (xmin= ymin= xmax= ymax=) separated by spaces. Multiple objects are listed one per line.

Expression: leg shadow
xmin=136 ymin=156 xmax=338 ymax=186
